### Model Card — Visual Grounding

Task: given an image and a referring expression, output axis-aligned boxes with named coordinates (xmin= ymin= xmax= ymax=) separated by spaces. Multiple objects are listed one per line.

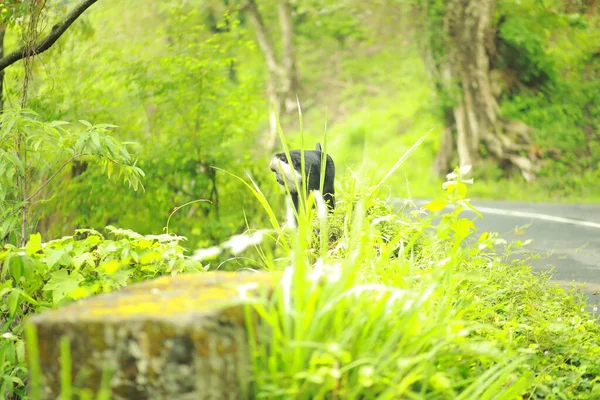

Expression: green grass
xmin=236 ymin=130 xmax=600 ymax=399
xmin=11 ymin=132 xmax=600 ymax=399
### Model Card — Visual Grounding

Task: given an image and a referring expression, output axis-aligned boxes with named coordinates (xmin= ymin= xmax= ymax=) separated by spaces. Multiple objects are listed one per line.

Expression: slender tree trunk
xmin=0 ymin=24 xmax=5 ymax=114
xmin=246 ymin=0 xmax=300 ymax=152
xmin=423 ymin=0 xmax=539 ymax=181
xmin=278 ymin=0 xmax=299 ymax=113
xmin=433 ymin=109 xmax=455 ymax=174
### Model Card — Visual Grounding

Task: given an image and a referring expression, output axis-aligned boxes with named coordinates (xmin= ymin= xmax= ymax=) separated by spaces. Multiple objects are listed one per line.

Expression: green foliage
xmin=1 ymin=0 xmax=599 ymax=396
xmin=0 ymin=227 xmax=203 ymax=398
xmin=1 ymin=137 xmax=599 ymax=398
xmin=0 ymin=0 xmax=32 ymax=25
xmin=14 ymin=1 xmax=269 ymax=247
xmin=493 ymin=1 xmax=600 ymax=194
xmin=246 ymin=173 xmax=598 ymax=398
xmin=294 ymin=1 xmax=367 ymax=45
xmin=497 ymin=0 xmax=600 ymax=198
xmin=0 ymin=109 xmax=144 ymax=246
xmin=1 ymin=0 xmax=598 ymax=254
xmin=226 ymin=134 xmax=600 ymax=399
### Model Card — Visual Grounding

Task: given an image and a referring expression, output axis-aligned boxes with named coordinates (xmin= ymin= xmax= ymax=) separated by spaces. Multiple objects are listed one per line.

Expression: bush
xmin=0 ymin=227 xmax=203 ymax=398
xmin=2 ymin=139 xmax=599 ymax=399
xmin=236 ymin=146 xmax=600 ymax=399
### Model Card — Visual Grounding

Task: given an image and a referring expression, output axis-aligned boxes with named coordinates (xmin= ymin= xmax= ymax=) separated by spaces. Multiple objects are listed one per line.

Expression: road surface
xmin=393 ymin=199 xmax=600 ymax=310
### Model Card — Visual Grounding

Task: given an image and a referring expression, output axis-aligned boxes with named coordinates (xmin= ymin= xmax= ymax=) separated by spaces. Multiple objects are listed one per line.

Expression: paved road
xmin=393 ymin=199 xmax=600 ymax=310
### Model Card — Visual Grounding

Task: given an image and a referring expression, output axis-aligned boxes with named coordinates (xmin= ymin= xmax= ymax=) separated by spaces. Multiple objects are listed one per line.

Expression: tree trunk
xmin=0 ymin=24 xmax=5 ymax=114
xmin=278 ymin=0 xmax=299 ymax=113
xmin=246 ymin=0 xmax=300 ymax=152
xmin=424 ymin=0 xmax=539 ymax=181
xmin=433 ymin=109 xmax=456 ymax=175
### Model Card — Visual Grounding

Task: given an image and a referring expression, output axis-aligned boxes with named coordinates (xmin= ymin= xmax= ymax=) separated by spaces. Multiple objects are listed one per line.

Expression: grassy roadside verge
xmin=2 ymin=138 xmax=599 ymax=399
xmin=237 ymin=136 xmax=600 ymax=399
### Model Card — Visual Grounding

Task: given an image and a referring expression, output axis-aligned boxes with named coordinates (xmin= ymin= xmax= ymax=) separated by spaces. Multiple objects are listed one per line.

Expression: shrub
xmin=0 ymin=227 xmax=203 ymax=398
xmin=2 ymin=138 xmax=599 ymax=399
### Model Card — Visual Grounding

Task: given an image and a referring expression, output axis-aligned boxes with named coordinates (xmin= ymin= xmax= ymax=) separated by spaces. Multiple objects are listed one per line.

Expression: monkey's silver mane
xmin=269 ymin=156 xmax=301 ymax=193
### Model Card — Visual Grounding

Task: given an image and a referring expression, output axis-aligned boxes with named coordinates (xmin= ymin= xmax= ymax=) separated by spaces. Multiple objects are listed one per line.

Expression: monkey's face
xmin=269 ymin=153 xmax=301 ymax=192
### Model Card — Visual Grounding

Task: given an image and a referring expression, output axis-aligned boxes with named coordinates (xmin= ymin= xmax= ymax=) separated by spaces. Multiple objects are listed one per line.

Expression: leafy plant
xmin=23 ymin=3 xmax=269 ymax=247
xmin=0 ymin=109 xmax=145 ymax=246
xmin=224 ymin=133 xmax=600 ymax=399
xmin=0 ymin=226 xmax=202 ymax=398
xmin=2 ymin=132 xmax=599 ymax=398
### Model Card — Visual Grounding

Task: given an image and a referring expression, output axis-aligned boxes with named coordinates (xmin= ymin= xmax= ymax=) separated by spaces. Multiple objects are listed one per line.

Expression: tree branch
xmin=278 ymin=0 xmax=299 ymax=106
xmin=278 ymin=1 xmax=296 ymax=75
xmin=0 ymin=24 xmax=6 ymax=113
xmin=0 ymin=0 xmax=99 ymax=72
xmin=26 ymin=155 xmax=81 ymax=202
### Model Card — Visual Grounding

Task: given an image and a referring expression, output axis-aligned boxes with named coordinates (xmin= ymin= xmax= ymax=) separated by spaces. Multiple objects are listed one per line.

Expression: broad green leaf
xmin=6 ymin=291 xmax=20 ymax=317
xmin=14 ymin=289 xmax=38 ymax=305
xmin=45 ymin=249 xmax=65 ymax=269
xmin=453 ymin=218 xmax=476 ymax=240
xmin=25 ymin=233 xmax=43 ymax=256
xmin=424 ymin=199 xmax=448 ymax=212
xmin=135 ymin=239 xmax=154 ymax=249
xmin=15 ymin=339 xmax=25 ymax=364
xmin=8 ymin=257 xmax=23 ymax=281
xmin=139 ymin=251 xmax=162 ymax=265
xmin=68 ymin=286 xmax=91 ymax=300
xmin=101 ymin=260 xmax=120 ymax=274
xmin=4 ymin=152 xmax=25 ymax=176
xmin=106 ymin=269 xmax=131 ymax=288
xmin=456 ymin=182 xmax=468 ymax=198
xmin=1 ymin=253 xmax=14 ymax=280
xmin=9 ymin=375 xmax=25 ymax=387
xmin=20 ymin=256 xmax=41 ymax=286
xmin=91 ymin=131 xmax=101 ymax=150
xmin=72 ymin=253 xmax=96 ymax=270
xmin=94 ymin=123 xmax=119 ymax=129
xmin=74 ymin=133 xmax=88 ymax=152
xmin=43 ymin=270 xmax=84 ymax=304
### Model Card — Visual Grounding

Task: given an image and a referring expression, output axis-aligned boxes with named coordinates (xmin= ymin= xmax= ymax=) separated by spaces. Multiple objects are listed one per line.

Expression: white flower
xmin=237 ymin=283 xmax=260 ymax=300
xmin=221 ymin=230 xmax=268 ymax=255
xmin=437 ymin=257 xmax=452 ymax=267
xmin=313 ymin=191 xmax=328 ymax=219
xmin=1 ymin=332 xmax=18 ymax=341
xmin=458 ymin=164 xmax=472 ymax=177
xmin=308 ymin=259 xmax=343 ymax=284
xmin=328 ymin=343 xmax=341 ymax=353
xmin=372 ymin=215 xmax=394 ymax=225
xmin=191 ymin=246 xmax=222 ymax=261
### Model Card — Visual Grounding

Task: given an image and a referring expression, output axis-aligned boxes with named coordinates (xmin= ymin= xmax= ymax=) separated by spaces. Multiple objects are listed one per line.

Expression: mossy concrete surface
xmin=26 ymin=271 xmax=279 ymax=400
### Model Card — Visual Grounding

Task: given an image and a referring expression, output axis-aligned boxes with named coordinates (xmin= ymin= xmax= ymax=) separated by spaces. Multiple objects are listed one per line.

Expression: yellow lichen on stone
xmin=33 ymin=271 xmax=279 ymax=322
xmin=26 ymin=271 xmax=279 ymax=400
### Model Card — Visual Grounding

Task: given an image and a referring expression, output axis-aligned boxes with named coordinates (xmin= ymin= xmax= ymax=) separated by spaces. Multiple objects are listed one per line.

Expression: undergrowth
xmin=234 ymin=131 xmax=600 ymax=399
xmin=1 ymin=133 xmax=599 ymax=399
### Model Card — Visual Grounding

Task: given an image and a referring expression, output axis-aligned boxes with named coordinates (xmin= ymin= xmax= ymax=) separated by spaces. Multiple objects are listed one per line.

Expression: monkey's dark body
xmin=270 ymin=143 xmax=336 ymax=219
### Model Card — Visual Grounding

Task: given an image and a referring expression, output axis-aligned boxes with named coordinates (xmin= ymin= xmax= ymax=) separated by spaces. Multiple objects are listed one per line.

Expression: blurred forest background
xmin=1 ymin=0 xmax=599 ymax=249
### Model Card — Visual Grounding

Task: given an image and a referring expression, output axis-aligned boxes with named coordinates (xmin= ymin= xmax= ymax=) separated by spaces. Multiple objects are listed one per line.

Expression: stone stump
xmin=25 ymin=271 xmax=278 ymax=400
